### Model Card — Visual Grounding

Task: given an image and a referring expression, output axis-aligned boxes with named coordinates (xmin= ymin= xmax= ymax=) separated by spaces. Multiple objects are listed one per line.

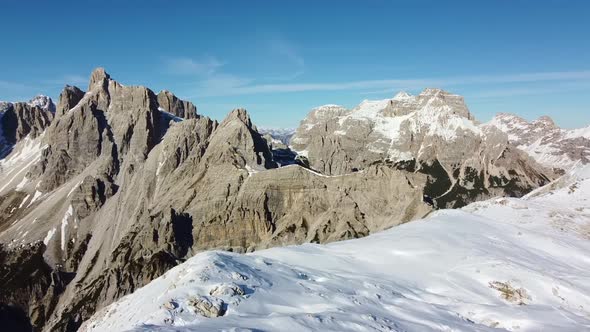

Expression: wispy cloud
xmin=164 ymin=56 xmax=224 ymax=76
xmin=196 ymin=73 xmax=253 ymax=95
xmin=164 ymin=36 xmax=307 ymax=97
xmin=191 ymin=70 xmax=590 ymax=97
xmin=264 ymin=38 xmax=305 ymax=81
xmin=0 ymin=80 xmax=36 ymax=101
xmin=43 ymin=74 xmax=88 ymax=86
xmin=0 ymin=80 xmax=30 ymax=90
xmin=469 ymin=80 xmax=590 ymax=99
xmin=270 ymin=38 xmax=305 ymax=68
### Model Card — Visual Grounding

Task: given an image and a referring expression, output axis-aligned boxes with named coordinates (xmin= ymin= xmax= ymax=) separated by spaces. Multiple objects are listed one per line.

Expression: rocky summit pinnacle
xmin=0 ymin=71 xmax=562 ymax=332
xmin=56 ymin=85 xmax=85 ymax=118
xmin=157 ymin=90 xmax=198 ymax=119
xmin=88 ymin=67 xmax=110 ymax=90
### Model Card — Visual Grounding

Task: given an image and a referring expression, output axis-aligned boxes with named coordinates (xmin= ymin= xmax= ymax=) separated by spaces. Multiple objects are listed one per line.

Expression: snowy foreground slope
xmin=83 ymin=167 xmax=590 ymax=332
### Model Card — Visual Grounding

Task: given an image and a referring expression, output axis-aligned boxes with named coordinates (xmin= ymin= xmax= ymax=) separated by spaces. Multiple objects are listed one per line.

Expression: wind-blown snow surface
xmin=83 ymin=167 xmax=590 ymax=332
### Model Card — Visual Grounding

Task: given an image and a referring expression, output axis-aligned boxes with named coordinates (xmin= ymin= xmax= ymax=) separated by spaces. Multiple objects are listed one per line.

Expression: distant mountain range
xmin=487 ymin=113 xmax=590 ymax=171
xmin=258 ymin=127 xmax=295 ymax=145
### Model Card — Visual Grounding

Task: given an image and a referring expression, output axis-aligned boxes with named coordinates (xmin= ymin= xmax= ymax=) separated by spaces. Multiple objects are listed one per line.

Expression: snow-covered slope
xmin=0 ymin=133 xmax=47 ymax=196
xmin=83 ymin=166 xmax=590 ymax=332
xmin=487 ymin=113 xmax=590 ymax=170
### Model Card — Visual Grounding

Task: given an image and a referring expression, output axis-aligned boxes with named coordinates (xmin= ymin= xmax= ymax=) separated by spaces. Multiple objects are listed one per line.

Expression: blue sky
xmin=1 ymin=0 xmax=589 ymax=128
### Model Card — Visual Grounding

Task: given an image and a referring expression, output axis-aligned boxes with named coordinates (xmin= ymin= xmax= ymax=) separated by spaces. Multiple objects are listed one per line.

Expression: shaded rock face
xmin=488 ymin=113 xmax=590 ymax=171
xmin=157 ymin=90 xmax=198 ymax=119
xmin=262 ymin=133 xmax=297 ymax=166
xmin=70 ymin=175 xmax=117 ymax=219
xmin=0 ymin=97 xmax=54 ymax=158
xmin=290 ymin=89 xmax=554 ymax=208
xmin=0 ymin=102 xmax=53 ymax=144
xmin=56 ymin=86 xmax=85 ymax=118
xmin=0 ymin=243 xmax=74 ymax=331
xmin=0 ymin=72 xmax=556 ymax=331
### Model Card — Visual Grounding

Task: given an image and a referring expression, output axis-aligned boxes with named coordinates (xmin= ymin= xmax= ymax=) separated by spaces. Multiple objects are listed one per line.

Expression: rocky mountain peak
xmin=419 ymin=87 xmax=445 ymax=96
xmin=393 ymin=91 xmax=412 ymax=100
xmin=494 ymin=112 xmax=525 ymax=121
xmin=27 ymin=95 xmax=56 ymax=113
xmin=488 ymin=113 xmax=589 ymax=170
xmin=223 ymin=108 xmax=252 ymax=127
xmin=156 ymin=90 xmax=198 ymax=119
xmin=533 ymin=115 xmax=557 ymax=129
xmin=88 ymin=67 xmax=111 ymax=90
xmin=308 ymin=104 xmax=349 ymax=121
xmin=207 ymin=108 xmax=277 ymax=170
xmin=56 ymin=85 xmax=85 ymax=118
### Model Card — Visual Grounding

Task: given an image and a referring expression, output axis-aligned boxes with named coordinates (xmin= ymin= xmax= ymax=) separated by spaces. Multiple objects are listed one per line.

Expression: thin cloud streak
xmin=43 ymin=74 xmax=88 ymax=86
xmin=469 ymin=81 xmax=590 ymax=99
xmin=0 ymin=80 xmax=31 ymax=90
xmin=270 ymin=38 xmax=304 ymax=68
xmin=0 ymin=80 xmax=37 ymax=101
xmin=191 ymin=70 xmax=590 ymax=98
xmin=164 ymin=56 xmax=224 ymax=76
xmin=263 ymin=37 xmax=305 ymax=81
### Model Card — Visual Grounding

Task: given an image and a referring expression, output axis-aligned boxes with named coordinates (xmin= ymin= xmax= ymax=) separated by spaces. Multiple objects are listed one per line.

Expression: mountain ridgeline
xmin=0 ymin=69 xmax=557 ymax=331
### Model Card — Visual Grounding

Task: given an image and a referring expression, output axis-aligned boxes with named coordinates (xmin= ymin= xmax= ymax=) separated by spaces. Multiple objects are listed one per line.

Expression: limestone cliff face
xmin=0 ymin=72 xmax=556 ymax=331
xmin=291 ymin=89 xmax=554 ymax=208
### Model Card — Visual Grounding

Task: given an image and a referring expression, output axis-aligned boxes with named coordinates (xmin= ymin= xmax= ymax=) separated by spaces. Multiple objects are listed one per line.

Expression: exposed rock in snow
xmin=83 ymin=165 xmax=590 ymax=332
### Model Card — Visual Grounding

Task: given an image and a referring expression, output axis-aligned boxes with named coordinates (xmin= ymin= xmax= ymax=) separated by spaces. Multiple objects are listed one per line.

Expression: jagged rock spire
xmin=156 ymin=90 xmax=198 ymax=119
xmin=56 ymin=85 xmax=85 ymax=118
xmin=88 ymin=67 xmax=110 ymax=90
